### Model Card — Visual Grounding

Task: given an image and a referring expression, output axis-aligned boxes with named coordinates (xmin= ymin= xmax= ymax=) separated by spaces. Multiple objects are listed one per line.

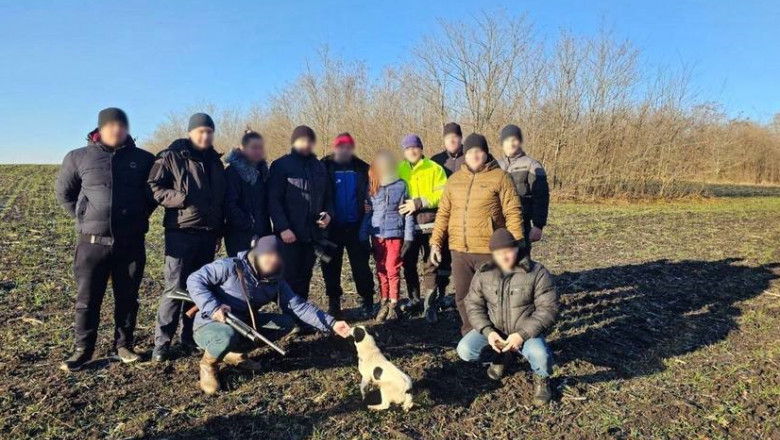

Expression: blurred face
xmin=403 ymin=147 xmax=423 ymax=164
xmin=502 ymin=136 xmax=523 ymax=158
xmin=333 ymin=143 xmax=355 ymax=163
xmin=492 ymin=246 xmax=519 ymax=272
xmin=375 ymin=152 xmax=398 ymax=177
xmin=292 ymin=137 xmax=315 ymax=155
xmin=242 ymin=138 xmax=266 ymax=164
xmin=98 ymin=122 xmax=128 ymax=147
xmin=189 ymin=127 xmax=214 ymax=150
xmin=465 ymin=148 xmax=488 ymax=171
xmin=443 ymin=133 xmax=462 ymax=153
xmin=255 ymin=251 xmax=282 ymax=275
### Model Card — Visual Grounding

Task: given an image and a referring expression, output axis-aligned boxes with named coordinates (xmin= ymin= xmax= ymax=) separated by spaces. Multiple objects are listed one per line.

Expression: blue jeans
xmin=456 ymin=329 xmax=553 ymax=378
xmin=193 ymin=313 xmax=295 ymax=359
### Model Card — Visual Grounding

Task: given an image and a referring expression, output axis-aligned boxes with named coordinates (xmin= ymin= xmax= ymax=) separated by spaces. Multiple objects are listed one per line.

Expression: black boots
xmin=328 ymin=296 xmax=342 ymax=318
xmin=423 ymin=289 xmax=439 ymax=324
xmin=533 ymin=376 xmax=553 ymax=405
xmin=60 ymin=348 xmax=93 ymax=372
xmin=487 ymin=352 xmax=512 ymax=381
xmin=360 ymin=296 xmax=374 ymax=318
xmin=151 ymin=344 xmax=170 ymax=363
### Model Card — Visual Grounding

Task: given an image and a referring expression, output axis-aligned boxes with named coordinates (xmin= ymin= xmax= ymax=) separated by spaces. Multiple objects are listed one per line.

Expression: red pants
xmin=372 ymin=237 xmax=402 ymax=301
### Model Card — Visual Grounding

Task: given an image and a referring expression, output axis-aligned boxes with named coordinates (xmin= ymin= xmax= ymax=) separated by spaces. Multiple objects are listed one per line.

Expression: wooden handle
xmin=185 ymin=305 xmax=199 ymax=319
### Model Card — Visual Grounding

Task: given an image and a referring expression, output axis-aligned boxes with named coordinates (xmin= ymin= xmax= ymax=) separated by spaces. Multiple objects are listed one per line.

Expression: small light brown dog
xmin=352 ymin=325 xmax=413 ymax=411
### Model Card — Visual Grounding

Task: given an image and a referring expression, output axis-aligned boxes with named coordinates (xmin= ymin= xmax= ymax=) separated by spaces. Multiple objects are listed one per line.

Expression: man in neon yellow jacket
xmin=397 ymin=134 xmax=450 ymax=323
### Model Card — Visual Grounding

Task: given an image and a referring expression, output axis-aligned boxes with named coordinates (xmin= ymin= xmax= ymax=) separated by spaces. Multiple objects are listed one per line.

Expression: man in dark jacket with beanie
xmin=320 ymin=132 xmax=374 ymax=317
xmin=56 ymin=108 xmax=156 ymax=371
xmin=497 ymin=124 xmax=550 ymax=253
xmin=268 ymin=125 xmax=333 ymax=301
xmin=431 ymin=122 xmax=465 ymax=176
xmin=457 ymin=228 xmax=557 ymax=405
xmin=148 ymin=112 xmax=226 ymax=362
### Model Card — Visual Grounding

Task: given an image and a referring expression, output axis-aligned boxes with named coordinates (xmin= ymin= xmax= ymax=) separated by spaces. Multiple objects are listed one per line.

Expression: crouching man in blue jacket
xmin=187 ymin=235 xmax=352 ymax=394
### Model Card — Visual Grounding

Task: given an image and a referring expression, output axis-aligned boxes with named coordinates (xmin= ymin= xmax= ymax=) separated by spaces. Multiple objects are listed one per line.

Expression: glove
xmin=401 ymin=240 xmax=413 ymax=258
xmin=430 ymin=245 xmax=442 ymax=266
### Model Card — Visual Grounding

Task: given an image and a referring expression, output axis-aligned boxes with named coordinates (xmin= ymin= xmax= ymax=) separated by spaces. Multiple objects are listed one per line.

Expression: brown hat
xmin=489 ymin=228 xmax=517 ymax=251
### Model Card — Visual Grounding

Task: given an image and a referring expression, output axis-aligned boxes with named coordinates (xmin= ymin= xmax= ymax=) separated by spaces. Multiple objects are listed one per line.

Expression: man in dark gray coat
xmin=457 ymin=228 xmax=558 ymax=405
xmin=55 ymin=108 xmax=156 ymax=371
xmin=497 ymin=125 xmax=550 ymax=252
xmin=148 ymin=113 xmax=226 ymax=362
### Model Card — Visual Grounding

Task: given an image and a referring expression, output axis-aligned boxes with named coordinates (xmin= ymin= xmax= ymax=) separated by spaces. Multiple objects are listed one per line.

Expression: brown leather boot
xmin=533 ymin=375 xmax=553 ymax=405
xmin=199 ymin=352 xmax=221 ymax=394
xmin=223 ymin=352 xmax=263 ymax=371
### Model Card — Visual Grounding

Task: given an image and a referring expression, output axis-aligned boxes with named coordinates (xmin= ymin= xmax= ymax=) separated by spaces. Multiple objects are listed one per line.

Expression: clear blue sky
xmin=0 ymin=0 xmax=778 ymax=163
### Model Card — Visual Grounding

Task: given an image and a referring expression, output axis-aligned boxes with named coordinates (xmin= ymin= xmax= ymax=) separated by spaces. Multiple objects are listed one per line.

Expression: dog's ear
xmin=373 ymin=366 xmax=383 ymax=381
xmin=353 ymin=327 xmax=366 ymax=343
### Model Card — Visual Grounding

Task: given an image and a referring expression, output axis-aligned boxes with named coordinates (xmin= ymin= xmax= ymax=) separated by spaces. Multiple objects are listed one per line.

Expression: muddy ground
xmin=0 ymin=165 xmax=778 ymax=439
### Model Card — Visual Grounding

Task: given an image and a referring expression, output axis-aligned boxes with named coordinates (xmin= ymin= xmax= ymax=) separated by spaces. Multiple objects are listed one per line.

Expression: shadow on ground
xmin=553 ymin=258 xmax=779 ymax=383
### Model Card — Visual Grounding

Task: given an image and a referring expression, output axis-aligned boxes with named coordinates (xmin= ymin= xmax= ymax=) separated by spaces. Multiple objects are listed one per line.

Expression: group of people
xmin=55 ymin=107 xmax=558 ymax=405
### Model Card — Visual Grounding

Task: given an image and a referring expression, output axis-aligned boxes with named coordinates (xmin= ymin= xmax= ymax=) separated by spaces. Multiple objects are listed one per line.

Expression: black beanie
xmin=463 ymin=133 xmax=489 ymax=155
xmin=188 ymin=113 xmax=215 ymax=131
xmin=291 ymin=125 xmax=316 ymax=144
xmin=489 ymin=228 xmax=517 ymax=252
xmin=499 ymin=124 xmax=523 ymax=143
xmin=98 ymin=107 xmax=128 ymax=128
xmin=443 ymin=122 xmax=462 ymax=137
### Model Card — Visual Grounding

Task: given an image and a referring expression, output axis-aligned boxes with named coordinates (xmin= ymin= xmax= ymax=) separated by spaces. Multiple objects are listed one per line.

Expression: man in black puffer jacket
xmin=268 ymin=125 xmax=333 ymax=301
xmin=55 ymin=108 xmax=156 ymax=371
xmin=148 ymin=113 xmax=226 ymax=361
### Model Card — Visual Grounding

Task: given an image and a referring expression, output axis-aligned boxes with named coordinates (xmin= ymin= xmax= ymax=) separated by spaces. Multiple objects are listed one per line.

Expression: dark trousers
xmin=320 ymin=224 xmax=374 ymax=301
xmin=73 ymin=235 xmax=145 ymax=351
xmin=451 ymin=251 xmax=493 ymax=335
xmin=279 ymin=240 xmax=317 ymax=300
xmin=154 ymin=229 xmax=217 ymax=347
xmin=224 ymin=230 xmax=253 ymax=258
xmin=402 ymin=233 xmax=451 ymax=300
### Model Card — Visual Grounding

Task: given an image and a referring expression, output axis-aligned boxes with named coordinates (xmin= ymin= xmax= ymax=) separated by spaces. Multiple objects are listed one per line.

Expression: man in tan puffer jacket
xmin=430 ymin=133 xmax=524 ymax=335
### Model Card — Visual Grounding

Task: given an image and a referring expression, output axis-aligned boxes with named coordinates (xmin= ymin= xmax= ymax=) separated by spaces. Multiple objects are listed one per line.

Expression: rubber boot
xmin=199 ymin=352 xmax=221 ymax=394
xmin=533 ymin=376 xmax=553 ymax=405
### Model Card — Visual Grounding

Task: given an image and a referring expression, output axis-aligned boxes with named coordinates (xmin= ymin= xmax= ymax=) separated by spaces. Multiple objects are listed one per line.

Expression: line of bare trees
xmin=145 ymin=11 xmax=780 ymax=198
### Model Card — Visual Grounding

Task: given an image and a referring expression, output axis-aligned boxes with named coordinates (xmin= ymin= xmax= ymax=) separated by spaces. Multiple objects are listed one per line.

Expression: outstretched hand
xmin=332 ymin=321 xmax=352 ymax=338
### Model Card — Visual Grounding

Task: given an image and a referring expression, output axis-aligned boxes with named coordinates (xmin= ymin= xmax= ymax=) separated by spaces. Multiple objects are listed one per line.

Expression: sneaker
xmin=59 ymin=348 xmax=93 ymax=372
xmin=487 ymin=352 xmax=512 ymax=381
xmin=375 ymin=301 xmax=390 ymax=322
xmin=533 ymin=376 xmax=553 ymax=405
xmin=116 ymin=347 xmax=141 ymax=364
xmin=151 ymin=344 xmax=170 ymax=363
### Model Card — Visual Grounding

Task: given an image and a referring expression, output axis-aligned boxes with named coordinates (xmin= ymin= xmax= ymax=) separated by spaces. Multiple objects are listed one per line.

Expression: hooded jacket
xmin=224 ymin=149 xmax=271 ymax=240
xmin=498 ymin=151 xmax=550 ymax=231
xmin=465 ymin=259 xmax=558 ymax=340
xmin=267 ymin=150 xmax=333 ymax=242
xmin=187 ymin=251 xmax=335 ymax=332
xmin=148 ymin=138 xmax=226 ymax=231
xmin=360 ymin=179 xmax=415 ymax=242
xmin=55 ymin=129 xmax=156 ymax=242
xmin=430 ymin=161 xmax=524 ymax=254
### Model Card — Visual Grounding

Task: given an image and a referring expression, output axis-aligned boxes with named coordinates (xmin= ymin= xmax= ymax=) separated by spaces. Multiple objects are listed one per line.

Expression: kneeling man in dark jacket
xmin=457 ymin=228 xmax=558 ymax=405
xmin=187 ymin=235 xmax=352 ymax=394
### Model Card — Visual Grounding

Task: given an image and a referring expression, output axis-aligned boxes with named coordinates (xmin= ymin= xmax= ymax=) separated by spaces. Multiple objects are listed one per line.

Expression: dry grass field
xmin=0 ymin=165 xmax=778 ymax=439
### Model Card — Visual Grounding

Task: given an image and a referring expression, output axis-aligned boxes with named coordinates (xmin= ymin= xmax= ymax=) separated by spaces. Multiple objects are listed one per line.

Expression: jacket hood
xmin=226 ymin=148 xmax=266 ymax=184
xmin=163 ymin=138 xmax=222 ymax=160
xmin=86 ymin=128 xmax=136 ymax=149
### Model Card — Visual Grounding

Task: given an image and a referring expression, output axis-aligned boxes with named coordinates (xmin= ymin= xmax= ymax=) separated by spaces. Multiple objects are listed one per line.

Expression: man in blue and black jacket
xmin=320 ymin=133 xmax=375 ymax=317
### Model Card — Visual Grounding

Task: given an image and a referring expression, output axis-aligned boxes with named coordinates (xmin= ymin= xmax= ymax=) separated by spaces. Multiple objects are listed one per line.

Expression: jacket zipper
xmin=463 ymin=172 xmax=476 ymax=252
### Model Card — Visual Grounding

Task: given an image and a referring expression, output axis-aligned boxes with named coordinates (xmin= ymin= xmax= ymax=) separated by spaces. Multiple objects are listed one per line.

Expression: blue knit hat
xmin=401 ymin=134 xmax=423 ymax=149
